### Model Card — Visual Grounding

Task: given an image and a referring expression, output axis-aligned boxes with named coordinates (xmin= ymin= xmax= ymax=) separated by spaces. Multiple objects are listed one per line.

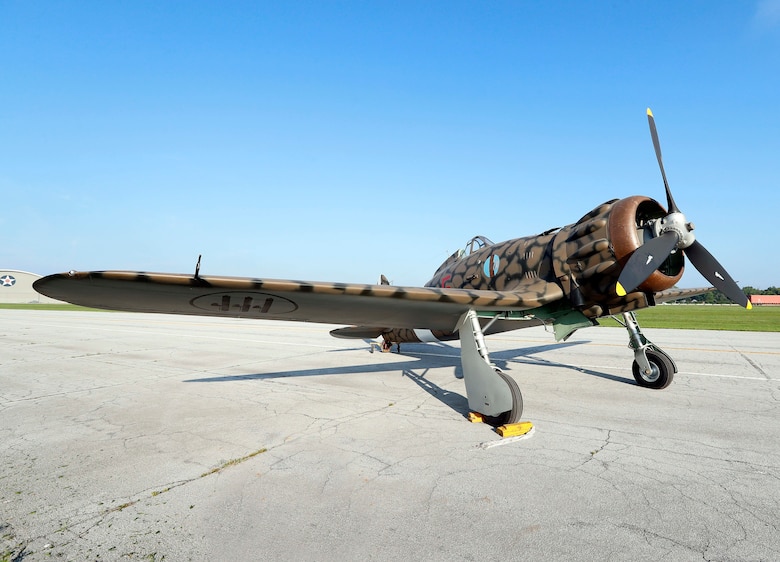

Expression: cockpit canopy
xmin=462 ymin=235 xmax=494 ymax=257
xmin=431 ymin=235 xmax=496 ymax=279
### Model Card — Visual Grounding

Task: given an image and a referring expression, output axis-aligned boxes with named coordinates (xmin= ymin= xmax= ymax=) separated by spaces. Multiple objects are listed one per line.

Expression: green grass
xmin=3 ymin=303 xmax=778 ymax=331
xmin=0 ymin=303 xmax=105 ymax=311
xmin=600 ymin=304 xmax=779 ymax=332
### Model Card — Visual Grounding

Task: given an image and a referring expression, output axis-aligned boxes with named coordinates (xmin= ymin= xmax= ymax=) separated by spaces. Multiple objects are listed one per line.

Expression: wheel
xmin=483 ymin=369 xmax=523 ymax=427
xmin=632 ymin=349 xmax=675 ymax=389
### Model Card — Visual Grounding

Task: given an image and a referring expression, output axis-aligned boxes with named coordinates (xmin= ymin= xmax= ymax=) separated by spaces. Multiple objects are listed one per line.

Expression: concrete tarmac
xmin=2 ymin=310 xmax=779 ymax=561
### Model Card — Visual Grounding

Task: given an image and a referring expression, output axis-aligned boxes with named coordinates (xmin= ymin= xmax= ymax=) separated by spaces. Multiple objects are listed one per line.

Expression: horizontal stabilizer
xmin=330 ymin=326 xmax=385 ymax=339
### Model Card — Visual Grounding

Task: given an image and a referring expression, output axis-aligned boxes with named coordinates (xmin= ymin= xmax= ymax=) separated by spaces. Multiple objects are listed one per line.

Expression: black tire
xmin=632 ymin=349 xmax=675 ymax=389
xmin=483 ymin=369 xmax=523 ymax=427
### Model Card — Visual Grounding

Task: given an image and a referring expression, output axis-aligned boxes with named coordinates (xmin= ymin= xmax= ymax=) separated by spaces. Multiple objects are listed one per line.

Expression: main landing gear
xmin=458 ymin=310 xmax=523 ymax=426
xmin=414 ymin=310 xmax=673 ymax=428
xmin=614 ymin=311 xmax=677 ymax=389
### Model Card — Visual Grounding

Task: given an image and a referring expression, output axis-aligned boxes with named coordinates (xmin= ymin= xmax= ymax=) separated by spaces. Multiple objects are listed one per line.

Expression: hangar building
xmin=748 ymin=294 xmax=780 ymax=306
xmin=0 ymin=270 xmax=62 ymax=304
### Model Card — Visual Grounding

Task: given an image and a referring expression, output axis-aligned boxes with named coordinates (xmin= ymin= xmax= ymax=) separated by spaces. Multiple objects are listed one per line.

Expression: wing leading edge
xmin=34 ymin=271 xmax=565 ymax=332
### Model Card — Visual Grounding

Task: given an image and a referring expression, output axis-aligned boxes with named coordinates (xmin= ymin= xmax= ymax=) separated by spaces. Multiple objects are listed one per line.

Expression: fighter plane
xmin=34 ymin=109 xmax=751 ymax=427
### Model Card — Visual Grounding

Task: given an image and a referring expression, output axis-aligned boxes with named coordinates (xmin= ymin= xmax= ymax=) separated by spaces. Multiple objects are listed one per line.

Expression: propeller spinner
xmin=615 ymin=109 xmax=751 ymax=309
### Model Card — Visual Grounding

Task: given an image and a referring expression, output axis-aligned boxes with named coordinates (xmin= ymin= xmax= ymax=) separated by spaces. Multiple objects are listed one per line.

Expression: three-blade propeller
xmin=615 ymin=109 xmax=751 ymax=309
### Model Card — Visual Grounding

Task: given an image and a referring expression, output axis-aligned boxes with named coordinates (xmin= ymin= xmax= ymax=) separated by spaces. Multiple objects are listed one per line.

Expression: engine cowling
xmin=552 ymin=196 xmax=684 ymax=317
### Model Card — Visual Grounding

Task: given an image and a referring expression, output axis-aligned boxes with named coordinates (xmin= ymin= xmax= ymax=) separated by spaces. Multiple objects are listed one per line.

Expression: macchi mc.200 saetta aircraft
xmin=35 ymin=109 xmax=751 ymax=427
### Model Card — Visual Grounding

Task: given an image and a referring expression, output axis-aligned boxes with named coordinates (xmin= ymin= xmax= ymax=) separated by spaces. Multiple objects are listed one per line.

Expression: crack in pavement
xmin=736 ymin=349 xmax=771 ymax=379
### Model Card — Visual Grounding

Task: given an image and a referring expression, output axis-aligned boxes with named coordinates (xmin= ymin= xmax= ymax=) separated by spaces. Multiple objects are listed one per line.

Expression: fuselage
xmin=381 ymin=196 xmax=684 ymax=345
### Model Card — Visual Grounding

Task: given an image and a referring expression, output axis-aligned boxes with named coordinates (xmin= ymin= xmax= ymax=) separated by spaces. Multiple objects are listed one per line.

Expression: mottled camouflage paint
xmin=551 ymin=195 xmax=683 ymax=315
xmin=381 ymin=196 xmax=684 ymax=344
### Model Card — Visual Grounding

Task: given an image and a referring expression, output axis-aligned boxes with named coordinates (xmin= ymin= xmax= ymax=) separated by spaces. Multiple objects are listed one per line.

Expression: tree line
xmin=684 ymin=286 xmax=779 ymax=304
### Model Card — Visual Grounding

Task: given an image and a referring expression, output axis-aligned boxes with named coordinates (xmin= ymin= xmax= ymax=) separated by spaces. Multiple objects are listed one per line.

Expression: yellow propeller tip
xmin=616 ymin=282 xmax=627 ymax=297
xmin=747 ymin=301 xmax=753 ymax=310
xmin=646 ymin=107 xmax=654 ymax=117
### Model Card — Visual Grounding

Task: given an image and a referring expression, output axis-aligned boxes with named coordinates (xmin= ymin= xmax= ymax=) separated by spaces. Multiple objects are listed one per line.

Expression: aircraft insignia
xmin=190 ymin=292 xmax=298 ymax=315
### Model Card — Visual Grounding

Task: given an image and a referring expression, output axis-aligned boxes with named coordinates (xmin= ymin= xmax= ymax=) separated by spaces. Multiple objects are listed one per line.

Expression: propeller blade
xmin=616 ymin=230 xmax=680 ymax=296
xmin=685 ymin=240 xmax=752 ymax=309
xmin=647 ymin=108 xmax=680 ymax=214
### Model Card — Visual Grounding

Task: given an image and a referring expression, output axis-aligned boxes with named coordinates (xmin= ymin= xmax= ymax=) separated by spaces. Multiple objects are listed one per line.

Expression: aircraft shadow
xmin=182 ymin=340 xmax=634 ymax=420
xmin=401 ymin=368 xmax=470 ymax=417
xmin=381 ymin=340 xmax=631 ymax=384
xmin=183 ymin=338 xmax=633 ymax=395
xmin=182 ymin=358 xmax=429 ymax=383
xmin=183 ymin=354 xmax=472 ymax=417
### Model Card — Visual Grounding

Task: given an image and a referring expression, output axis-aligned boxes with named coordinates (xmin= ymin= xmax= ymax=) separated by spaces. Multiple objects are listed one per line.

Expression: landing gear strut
xmin=458 ymin=310 xmax=523 ymax=426
xmin=615 ymin=311 xmax=677 ymax=389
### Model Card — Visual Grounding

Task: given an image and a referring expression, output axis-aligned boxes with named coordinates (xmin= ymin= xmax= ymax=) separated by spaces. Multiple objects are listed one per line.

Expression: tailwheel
xmin=632 ymin=349 xmax=675 ymax=389
xmin=482 ymin=369 xmax=523 ymax=427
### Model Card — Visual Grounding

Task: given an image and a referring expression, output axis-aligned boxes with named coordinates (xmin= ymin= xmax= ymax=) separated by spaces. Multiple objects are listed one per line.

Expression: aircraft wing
xmin=34 ymin=271 xmax=565 ymax=332
xmin=654 ymin=286 xmax=715 ymax=304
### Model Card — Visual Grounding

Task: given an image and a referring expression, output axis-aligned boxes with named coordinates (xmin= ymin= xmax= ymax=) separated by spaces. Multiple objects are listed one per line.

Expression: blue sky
xmin=2 ymin=1 xmax=778 ymax=289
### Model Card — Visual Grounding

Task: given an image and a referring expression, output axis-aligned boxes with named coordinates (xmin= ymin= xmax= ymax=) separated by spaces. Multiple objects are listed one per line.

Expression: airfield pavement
xmin=1 ymin=310 xmax=779 ymax=561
